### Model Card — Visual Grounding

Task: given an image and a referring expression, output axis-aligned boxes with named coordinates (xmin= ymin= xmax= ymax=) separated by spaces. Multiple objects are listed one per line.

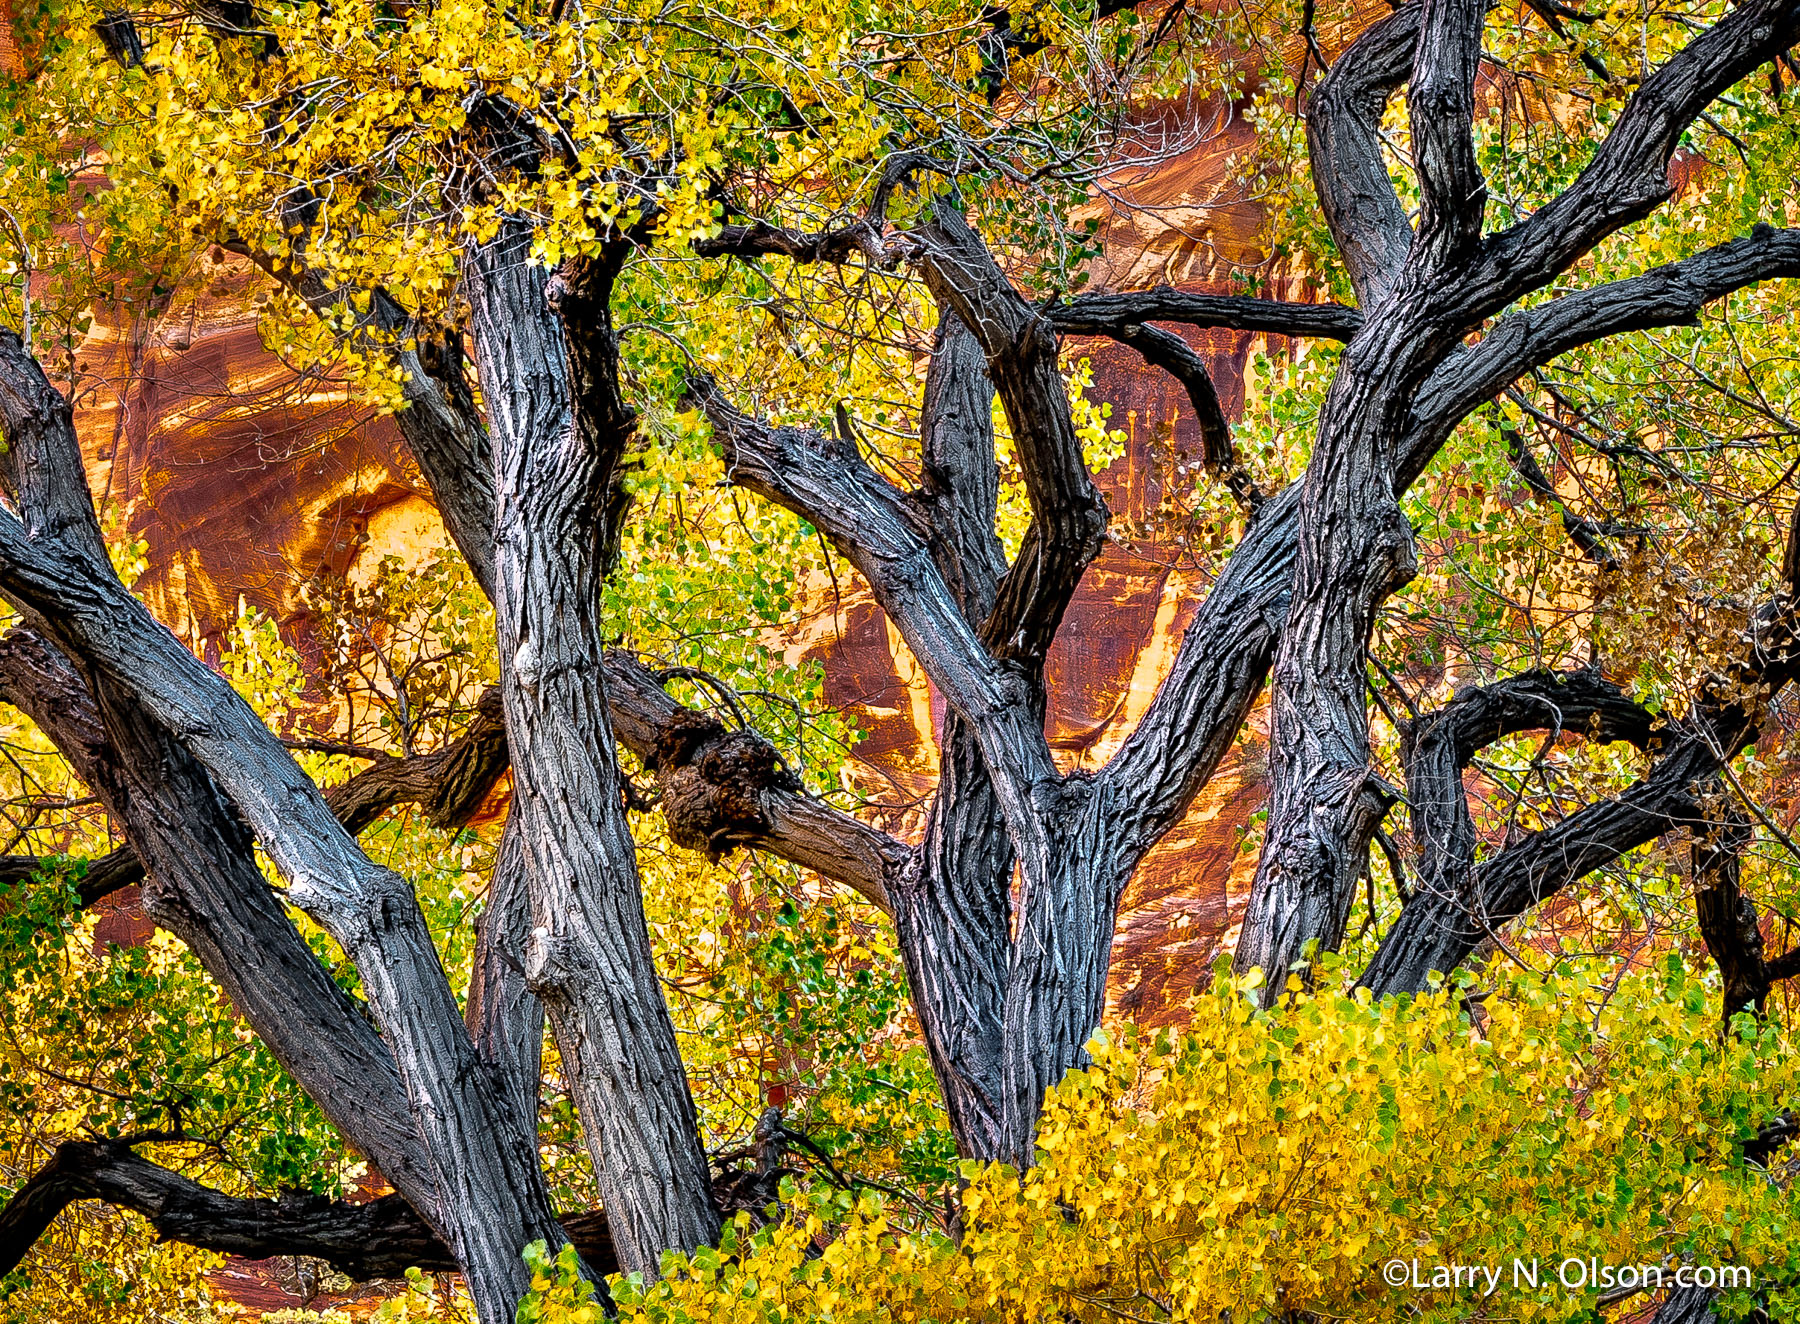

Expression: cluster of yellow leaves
xmin=51 ymin=0 xmax=1004 ymax=296
xmin=516 ymin=959 xmax=1797 ymax=1324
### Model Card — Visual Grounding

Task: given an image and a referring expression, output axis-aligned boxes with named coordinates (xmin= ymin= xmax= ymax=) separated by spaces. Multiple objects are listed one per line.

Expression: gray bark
xmin=893 ymin=310 xmax=1015 ymax=1161
xmin=466 ymin=226 xmax=718 ymax=1273
xmin=1230 ymin=342 xmax=1419 ymax=993
xmin=694 ymin=212 xmax=1800 ymax=1159
xmin=1362 ymin=588 xmax=1800 ymax=996
xmin=1 ymin=683 xmax=510 ymax=908
xmin=1050 ymin=289 xmax=1363 ymax=343
xmin=1401 ymin=669 xmax=1654 ymax=906
xmin=0 ymin=333 xmax=564 ymax=1324
xmin=914 ymin=204 xmax=1125 ymax=1167
xmin=1235 ymin=0 xmax=1800 ymax=996
xmin=5 ymin=0 xmax=1800 ymax=1278
xmin=1653 ymin=1289 xmax=1723 ymax=1324
xmin=0 ymin=629 xmax=439 ymax=1219
xmin=1304 ymin=3 xmax=1419 ymax=307
xmin=466 ymin=811 xmax=545 ymax=1130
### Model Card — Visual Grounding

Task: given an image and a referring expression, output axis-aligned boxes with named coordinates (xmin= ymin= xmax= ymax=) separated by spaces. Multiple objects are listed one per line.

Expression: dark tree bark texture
xmin=2 ymin=0 xmax=1799 ymax=1308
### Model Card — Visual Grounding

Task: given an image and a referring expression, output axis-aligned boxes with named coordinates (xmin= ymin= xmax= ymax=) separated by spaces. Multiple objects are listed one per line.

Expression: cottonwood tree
xmin=0 ymin=0 xmax=1798 ymax=1320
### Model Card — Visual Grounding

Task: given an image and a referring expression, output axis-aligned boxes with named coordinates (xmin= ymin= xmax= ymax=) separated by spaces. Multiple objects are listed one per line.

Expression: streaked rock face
xmin=73 ymin=249 xmax=432 ymax=650
xmin=68 ymin=109 xmax=1287 ymax=1031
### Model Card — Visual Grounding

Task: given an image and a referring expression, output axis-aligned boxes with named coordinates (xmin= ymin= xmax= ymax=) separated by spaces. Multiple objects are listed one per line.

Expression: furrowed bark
xmin=689 ymin=378 xmax=1059 ymax=843
xmin=1687 ymin=787 xmax=1800 ymax=1030
xmin=1086 ymin=228 xmax=1800 ymax=948
xmin=1692 ymin=803 xmax=1768 ymax=1028
xmin=1305 ymin=2 xmax=1420 ymax=308
xmin=0 ymin=1141 xmax=458 ymax=1283
xmin=915 ymin=200 xmax=1108 ymax=685
xmin=465 ymin=812 xmax=543 ymax=1126
xmin=912 ymin=200 xmax=1131 ymax=1167
xmin=1226 ymin=0 xmax=1445 ymax=994
xmin=0 ymin=332 xmax=562 ymax=1324
xmin=1 ymin=686 xmax=510 ymax=907
xmin=1362 ymin=584 xmax=1800 ymax=995
xmin=467 ymin=226 xmax=717 ymax=1274
xmin=1049 ymin=289 xmax=1363 ymax=342
xmin=0 ymin=1132 xmax=794 ymax=1287
xmin=1406 ymin=227 xmax=1800 ymax=467
xmin=1230 ymin=327 xmax=1425 ymax=996
xmin=1346 ymin=237 xmax=1800 ymax=997
xmin=1403 ymin=669 xmax=1655 ymax=906
xmin=1235 ymin=0 xmax=1800 ymax=999
xmin=691 ymin=371 xmax=1065 ymax=1161
xmin=224 ymin=237 xmax=551 ymax=1123
xmin=1097 ymin=481 xmax=1294 ymax=851
xmin=1408 ymin=0 xmax=1487 ymax=268
xmin=1234 ymin=0 xmax=1506 ymax=997
xmin=385 ymin=306 xmax=911 ymax=913
xmin=0 ymin=629 xmax=439 ymax=1223
xmin=324 ymin=687 xmax=511 ymax=833
xmin=1070 ymin=319 xmax=1262 ymax=509
xmin=893 ymin=310 xmax=1013 ymax=1161
xmin=912 ymin=310 xmax=1008 ymax=627
xmin=693 ymin=359 xmax=1088 ymax=1167
xmin=1463 ymin=0 xmax=1800 ymax=320
xmin=387 ymin=285 xmax=908 ymax=1159
xmin=1364 ymin=735 xmax=1713 ymax=994
xmin=601 ymin=651 xmax=906 ymax=911
xmin=1654 ymin=1289 xmax=1727 ymax=1324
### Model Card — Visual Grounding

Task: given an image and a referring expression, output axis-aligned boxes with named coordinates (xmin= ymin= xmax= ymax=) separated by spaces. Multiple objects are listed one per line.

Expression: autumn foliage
xmin=0 ymin=0 xmax=1797 ymax=1320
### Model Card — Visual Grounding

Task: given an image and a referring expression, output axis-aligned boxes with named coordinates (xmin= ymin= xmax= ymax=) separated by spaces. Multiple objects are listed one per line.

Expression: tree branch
xmin=692 ymin=152 xmax=949 ymax=270
xmin=1401 ymin=667 xmax=1655 ymax=920
xmin=469 ymin=218 xmax=717 ymax=1272
xmin=692 ymin=217 xmax=916 ymax=269
xmin=295 ymin=256 xmax=911 ymax=914
xmin=910 ymin=309 xmax=1008 ymax=624
xmin=1401 ymin=225 xmax=1800 ymax=490
xmin=1094 ymin=230 xmax=1800 ymax=941
xmin=0 ymin=1132 xmax=801 ymax=1288
xmin=0 ymin=686 xmax=511 ymax=908
xmin=1463 ymin=0 xmax=1800 ymax=320
xmin=0 ymin=1141 xmax=466 ymax=1283
xmin=1408 ymin=0 xmax=1488 ymax=266
xmin=1048 ymin=288 xmax=1363 ymax=342
xmin=603 ymin=651 xmax=906 ymax=912
xmin=1692 ymin=802 xmax=1768 ymax=1028
xmin=1305 ymin=2 xmax=1421 ymax=307
xmin=1068 ymin=319 xmax=1262 ymax=509
xmin=0 ymin=626 xmax=443 ymax=1231
xmin=895 ymin=308 xmax=1013 ymax=1160
xmin=912 ymin=200 xmax=1109 ymax=686
xmin=687 ymin=373 xmax=1060 ymax=841
xmin=0 ymin=331 xmax=566 ymax=1313
xmin=1502 ymin=422 xmax=1623 ymax=569
xmin=1361 ymin=584 xmax=1800 ymax=996
xmin=1094 ymin=482 xmax=1297 ymax=854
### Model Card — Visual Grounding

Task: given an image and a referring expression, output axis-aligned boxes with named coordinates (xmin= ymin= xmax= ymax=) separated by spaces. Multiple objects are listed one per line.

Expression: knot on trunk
xmin=653 ymin=712 xmax=800 ymax=860
xmin=651 ymin=708 xmax=727 ymax=771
